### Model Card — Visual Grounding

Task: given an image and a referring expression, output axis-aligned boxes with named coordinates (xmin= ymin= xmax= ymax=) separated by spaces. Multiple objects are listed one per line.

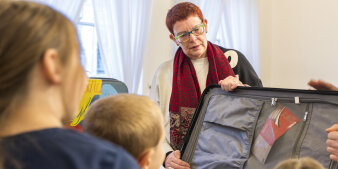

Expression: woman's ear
xmin=204 ymin=19 xmax=208 ymax=33
xmin=41 ymin=49 xmax=62 ymax=84
xmin=137 ymin=148 xmax=154 ymax=169
xmin=169 ymin=34 xmax=179 ymax=46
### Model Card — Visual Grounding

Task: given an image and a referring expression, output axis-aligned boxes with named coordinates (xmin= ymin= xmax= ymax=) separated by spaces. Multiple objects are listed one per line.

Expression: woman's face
xmin=61 ymin=46 xmax=88 ymax=122
xmin=171 ymin=15 xmax=208 ymax=60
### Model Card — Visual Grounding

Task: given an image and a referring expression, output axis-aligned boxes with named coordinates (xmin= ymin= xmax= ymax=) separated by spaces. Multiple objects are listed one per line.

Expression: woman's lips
xmin=190 ymin=44 xmax=201 ymax=50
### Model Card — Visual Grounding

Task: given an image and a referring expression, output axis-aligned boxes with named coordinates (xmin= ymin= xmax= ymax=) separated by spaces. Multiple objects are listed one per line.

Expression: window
xmin=77 ymin=0 xmax=105 ymax=77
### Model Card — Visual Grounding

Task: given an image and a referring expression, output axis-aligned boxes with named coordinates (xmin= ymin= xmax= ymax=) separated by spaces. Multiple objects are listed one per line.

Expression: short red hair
xmin=166 ymin=2 xmax=204 ymax=35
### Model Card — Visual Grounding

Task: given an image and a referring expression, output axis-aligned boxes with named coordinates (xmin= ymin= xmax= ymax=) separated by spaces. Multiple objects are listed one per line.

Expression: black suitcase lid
xmin=181 ymin=85 xmax=338 ymax=169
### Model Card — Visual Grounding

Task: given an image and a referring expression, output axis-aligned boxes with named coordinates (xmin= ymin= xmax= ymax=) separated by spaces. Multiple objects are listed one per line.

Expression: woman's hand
xmin=218 ymin=76 xmax=245 ymax=91
xmin=326 ymin=124 xmax=338 ymax=162
xmin=165 ymin=150 xmax=190 ymax=169
xmin=308 ymin=79 xmax=338 ymax=91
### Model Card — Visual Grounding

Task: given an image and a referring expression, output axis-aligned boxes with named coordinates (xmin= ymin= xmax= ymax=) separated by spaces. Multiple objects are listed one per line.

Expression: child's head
xmin=274 ymin=157 xmax=324 ymax=169
xmin=84 ymin=94 xmax=165 ymax=169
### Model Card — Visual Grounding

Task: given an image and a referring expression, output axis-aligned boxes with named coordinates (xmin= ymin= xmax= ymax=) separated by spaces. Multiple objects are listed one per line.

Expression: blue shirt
xmin=3 ymin=128 xmax=140 ymax=169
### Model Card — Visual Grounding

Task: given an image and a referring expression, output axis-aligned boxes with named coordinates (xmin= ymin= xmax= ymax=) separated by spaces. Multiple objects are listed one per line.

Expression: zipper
xmin=329 ymin=160 xmax=338 ymax=169
xmin=291 ymin=104 xmax=311 ymax=158
xmin=222 ymin=93 xmax=338 ymax=106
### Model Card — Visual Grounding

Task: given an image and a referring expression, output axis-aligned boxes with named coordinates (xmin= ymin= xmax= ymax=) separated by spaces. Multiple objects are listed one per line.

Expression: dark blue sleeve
xmin=2 ymin=129 xmax=141 ymax=169
xmin=111 ymin=149 xmax=140 ymax=169
xmin=70 ymin=131 xmax=141 ymax=169
xmin=75 ymin=134 xmax=141 ymax=169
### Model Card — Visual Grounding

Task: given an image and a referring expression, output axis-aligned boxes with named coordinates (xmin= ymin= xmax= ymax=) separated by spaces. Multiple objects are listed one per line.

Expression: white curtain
xmin=31 ymin=0 xmax=84 ymax=22
xmin=173 ymin=0 xmax=227 ymax=42
xmin=77 ymin=24 xmax=98 ymax=77
xmin=173 ymin=0 xmax=260 ymax=73
xmin=92 ymin=0 xmax=154 ymax=94
xmin=217 ymin=0 xmax=260 ymax=74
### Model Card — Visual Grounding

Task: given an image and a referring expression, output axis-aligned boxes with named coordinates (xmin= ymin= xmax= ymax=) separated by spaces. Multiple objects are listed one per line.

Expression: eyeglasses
xmin=174 ymin=23 xmax=205 ymax=43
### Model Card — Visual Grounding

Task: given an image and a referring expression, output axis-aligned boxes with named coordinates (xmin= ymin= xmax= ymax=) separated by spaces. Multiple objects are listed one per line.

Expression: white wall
xmin=258 ymin=0 xmax=338 ymax=89
xmin=142 ymin=0 xmax=173 ymax=95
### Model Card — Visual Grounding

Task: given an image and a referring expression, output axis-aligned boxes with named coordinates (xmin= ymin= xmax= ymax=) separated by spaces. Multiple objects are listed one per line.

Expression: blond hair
xmin=274 ymin=157 xmax=325 ymax=169
xmin=83 ymin=94 xmax=163 ymax=158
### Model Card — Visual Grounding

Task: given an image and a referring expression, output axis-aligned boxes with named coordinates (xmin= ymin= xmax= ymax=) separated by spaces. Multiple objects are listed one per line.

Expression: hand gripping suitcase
xmin=181 ymin=85 xmax=338 ymax=169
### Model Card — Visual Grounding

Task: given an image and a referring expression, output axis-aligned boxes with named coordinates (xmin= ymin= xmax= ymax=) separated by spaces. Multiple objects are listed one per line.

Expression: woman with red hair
xmin=150 ymin=2 xmax=262 ymax=168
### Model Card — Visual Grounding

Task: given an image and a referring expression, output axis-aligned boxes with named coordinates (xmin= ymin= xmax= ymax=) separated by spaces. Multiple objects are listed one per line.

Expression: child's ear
xmin=137 ymin=148 xmax=154 ymax=169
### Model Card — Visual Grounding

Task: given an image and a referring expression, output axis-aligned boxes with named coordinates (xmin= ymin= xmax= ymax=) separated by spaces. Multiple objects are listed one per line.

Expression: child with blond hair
xmin=274 ymin=157 xmax=324 ymax=169
xmin=84 ymin=94 xmax=165 ymax=169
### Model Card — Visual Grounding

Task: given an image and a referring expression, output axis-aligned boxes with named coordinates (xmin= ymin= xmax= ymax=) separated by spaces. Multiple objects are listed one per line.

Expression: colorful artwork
xmin=70 ymin=79 xmax=102 ymax=126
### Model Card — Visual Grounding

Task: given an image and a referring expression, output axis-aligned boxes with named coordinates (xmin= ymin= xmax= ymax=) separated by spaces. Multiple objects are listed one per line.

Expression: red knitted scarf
xmin=169 ymin=41 xmax=235 ymax=150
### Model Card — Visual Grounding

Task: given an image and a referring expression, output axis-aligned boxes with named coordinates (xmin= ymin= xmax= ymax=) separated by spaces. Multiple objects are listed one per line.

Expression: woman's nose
xmin=189 ymin=33 xmax=197 ymax=42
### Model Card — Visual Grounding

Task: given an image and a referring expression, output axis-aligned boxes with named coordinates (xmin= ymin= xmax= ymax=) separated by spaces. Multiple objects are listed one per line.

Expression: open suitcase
xmin=181 ymin=85 xmax=338 ymax=169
